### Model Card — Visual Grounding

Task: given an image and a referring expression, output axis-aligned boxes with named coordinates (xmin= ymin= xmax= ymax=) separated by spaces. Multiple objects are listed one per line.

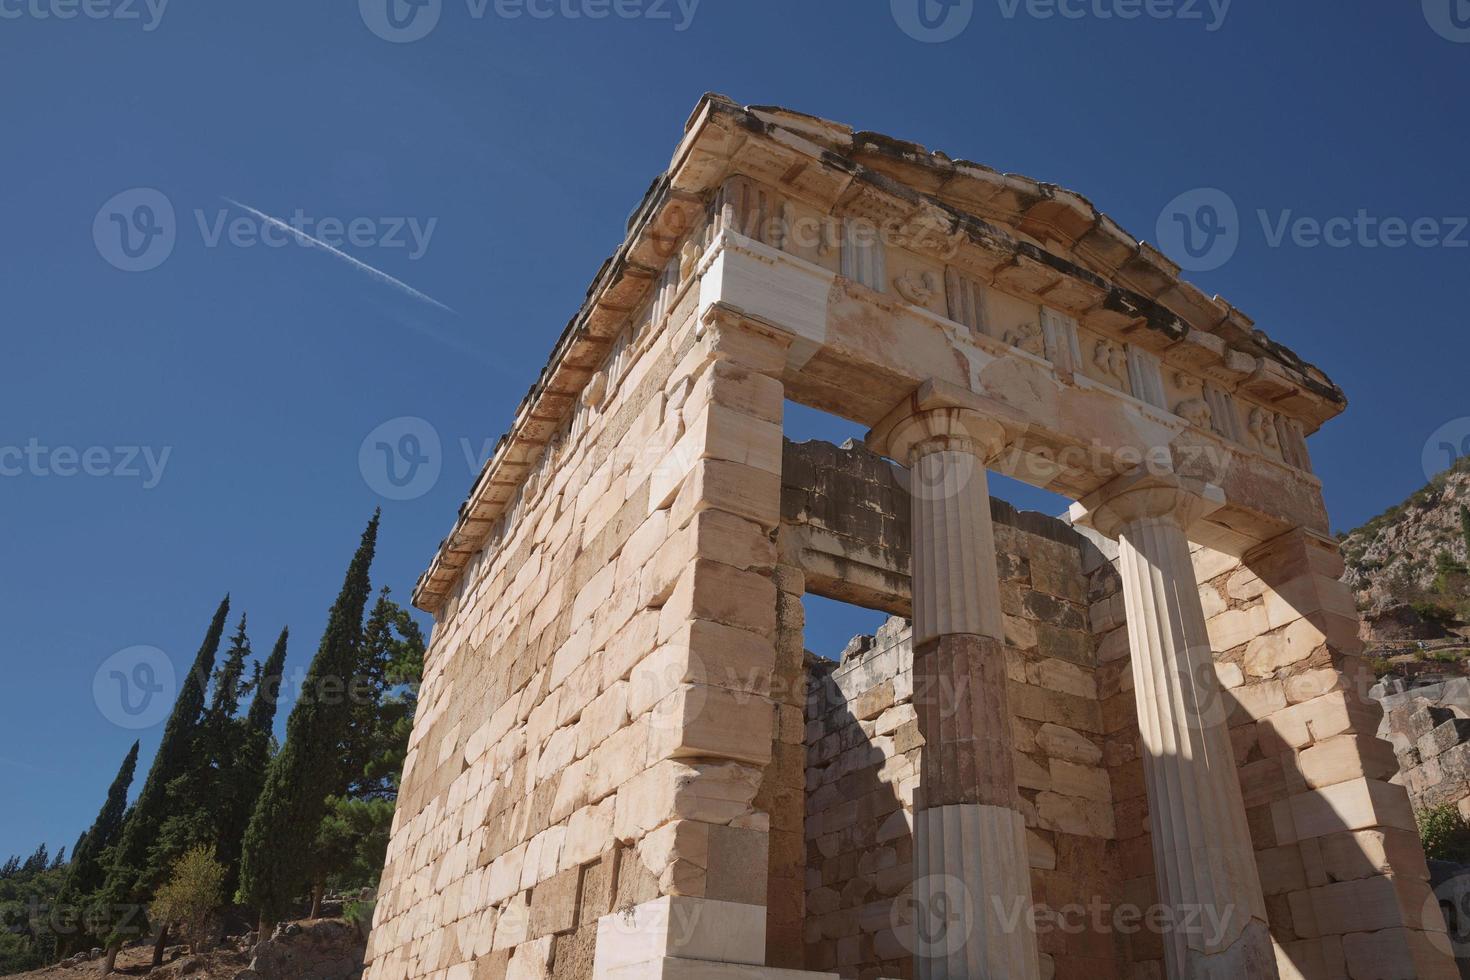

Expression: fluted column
xmin=1080 ymin=473 xmax=1277 ymax=980
xmin=869 ymin=382 xmax=1040 ymax=980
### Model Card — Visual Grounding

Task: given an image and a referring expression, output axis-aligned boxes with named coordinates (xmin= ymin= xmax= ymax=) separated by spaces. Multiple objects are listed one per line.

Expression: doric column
xmin=1078 ymin=472 xmax=1278 ymax=980
xmin=868 ymin=381 xmax=1040 ymax=980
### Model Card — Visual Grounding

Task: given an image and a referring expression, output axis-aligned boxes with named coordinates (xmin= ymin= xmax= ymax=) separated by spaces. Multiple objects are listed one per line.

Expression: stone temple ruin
xmin=363 ymin=96 xmax=1457 ymax=979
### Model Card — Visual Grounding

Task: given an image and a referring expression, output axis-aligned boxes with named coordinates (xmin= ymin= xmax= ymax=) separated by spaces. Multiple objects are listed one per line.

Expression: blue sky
xmin=3 ymin=0 xmax=1467 ymax=860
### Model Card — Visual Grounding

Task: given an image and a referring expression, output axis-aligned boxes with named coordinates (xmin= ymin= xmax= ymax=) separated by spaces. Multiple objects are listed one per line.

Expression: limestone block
xmin=657 ymin=559 xmax=777 ymax=644
xmin=529 ymin=867 xmax=582 ymax=939
xmin=493 ymin=891 xmax=530 ymax=951
xmin=506 ymin=935 xmax=554 ymax=980
xmin=563 ymin=798 xmax=616 ymax=870
xmin=645 ymin=685 xmax=774 ymax=767
xmin=1034 ymin=792 xmax=1114 ymax=838
xmin=1317 ymin=828 xmax=1431 ymax=883
xmin=1228 ymin=681 xmax=1288 ymax=726
xmin=1259 ymin=692 xmax=1378 ymax=754
xmin=1035 ymin=723 xmax=1103 ymax=765
xmin=1339 ymin=928 xmax=1459 ymax=980
xmin=1256 ymin=845 xmax=1307 ymax=896
xmin=1295 ymin=734 xmax=1399 ymax=789
xmin=669 ymin=460 xmax=782 ymax=535
xmin=1215 ymin=661 xmax=1245 ymax=689
xmin=1243 ymin=617 xmax=1327 ymax=678
xmin=636 ymin=820 xmax=710 ymax=897
xmin=1206 ymin=605 xmax=1269 ymax=653
xmin=488 ymin=844 xmax=529 ymax=905
xmin=1274 ymin=778 xmax=1417 ymax=845
xmin=1047 ymin=760 xmax=1110 ymax=802
xmin=1287 ymin=874 xmax=1438 ymax=937
xmin=590 ymin=897 xmax=766 ymax=977
xmin=577 ymin=682 xmax=631 ymax=759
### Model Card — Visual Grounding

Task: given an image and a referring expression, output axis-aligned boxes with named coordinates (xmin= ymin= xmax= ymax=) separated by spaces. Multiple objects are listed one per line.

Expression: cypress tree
xmin=239 ymin=514 xmax=379 ymax=931
xmin=1461 ymin=504 xmax=1470 ymax=563
xmin=54 ymin=742 xmax=139 ymax=956
xmin=97 ymin=596 xmax=230 ymax=961
xmin=217 ymin=627 xmax=289 ymax=900
xmin=156 ymin=614 xmax=255 ymax=864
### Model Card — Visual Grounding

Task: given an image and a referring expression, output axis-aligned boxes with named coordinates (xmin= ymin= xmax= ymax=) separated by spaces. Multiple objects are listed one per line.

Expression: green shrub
xmin=150 ymin=846 xmax=225 ymax=953
xmin=344 ymin=898 xmax=376 ymax=939
xmin=1418 ymin=804 xmax=1470 ymax=864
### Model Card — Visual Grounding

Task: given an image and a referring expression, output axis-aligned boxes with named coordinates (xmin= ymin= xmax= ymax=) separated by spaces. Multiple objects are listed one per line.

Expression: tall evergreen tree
xmin=96 ymin=596 xmax=229 ymax=966
xmin=1461 ymin=504 xmax=1470 ymax=562
xmin=21 ymin=845 xmax=49 ymax=875
xmin=156 ymin=613 xmax=257 ymax=865
xmin=239 ymin=514 xmax=379 ymax=930
xmin=54 ymin=741 xmax=139 ymax=957
xmin=341 ymin=589 xmax=424 ymax=799
xmin=216 ymin=626 xmax=290 ymax=900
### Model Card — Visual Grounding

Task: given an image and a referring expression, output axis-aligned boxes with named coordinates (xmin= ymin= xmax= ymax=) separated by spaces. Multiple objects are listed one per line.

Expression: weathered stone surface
xmin=366 ymin=100 xmax=1447 ymax=980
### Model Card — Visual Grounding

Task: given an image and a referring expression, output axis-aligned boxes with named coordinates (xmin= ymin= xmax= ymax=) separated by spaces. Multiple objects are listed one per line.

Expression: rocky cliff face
xmin=1340 ymin=456 xmax=1470 ymax=644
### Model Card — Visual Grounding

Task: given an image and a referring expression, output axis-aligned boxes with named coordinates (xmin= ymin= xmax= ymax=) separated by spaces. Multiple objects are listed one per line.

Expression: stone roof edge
xmin=412 ymin=93 xmax=1345 ymax=614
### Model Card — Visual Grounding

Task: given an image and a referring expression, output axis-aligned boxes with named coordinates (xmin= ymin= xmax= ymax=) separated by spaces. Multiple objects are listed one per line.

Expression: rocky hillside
xmin=11 ymin=918 xmax=365 ymax=980
xmin=1341 ymin=455 xmax=1470 ymax=646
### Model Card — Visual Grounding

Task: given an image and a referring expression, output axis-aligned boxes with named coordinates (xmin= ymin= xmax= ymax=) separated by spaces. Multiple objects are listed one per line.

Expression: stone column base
xmin=591 ymin=896 xmax=838 ymax=980
xmin=599 ymin=958 xmax=840 ymax=980
xmin=912 ymin=804 xmax=1039 ymax=980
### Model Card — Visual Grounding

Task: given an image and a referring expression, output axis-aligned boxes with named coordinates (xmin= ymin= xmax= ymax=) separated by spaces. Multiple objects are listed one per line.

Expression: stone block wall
xmin=800 ymin=501 xmax=1145 ymax=980
xmin=1378 ymin=677 xmax=1470 ymax=821
xmin=364 ymin=243 xmax=807 ymax=978
xmin=1193 ymin=533 xmax=1455 ymax=979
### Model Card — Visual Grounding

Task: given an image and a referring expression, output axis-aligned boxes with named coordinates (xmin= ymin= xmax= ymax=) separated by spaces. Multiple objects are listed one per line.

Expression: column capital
xmin=865 ymin=379 xmax=1021 ymax=466
xmin=1071 ymin=469 xmax=1225 ymax=541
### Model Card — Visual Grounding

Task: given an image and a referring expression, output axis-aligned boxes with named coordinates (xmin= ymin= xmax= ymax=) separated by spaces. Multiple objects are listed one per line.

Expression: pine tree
xmin=96 ymin=596 xmax=230 ymax=959
xmin=239 ymin=514 xmax=379 ymax=930
xmin=54 ymin=741 xmax=139 ymax=957
xmin=216 ymin=626 xmax=289 ymax=900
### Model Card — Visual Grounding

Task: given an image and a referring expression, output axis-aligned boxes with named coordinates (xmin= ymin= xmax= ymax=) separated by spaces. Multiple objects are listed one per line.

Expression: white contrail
xmin=223 ymin=197 xmax=454 ymax=313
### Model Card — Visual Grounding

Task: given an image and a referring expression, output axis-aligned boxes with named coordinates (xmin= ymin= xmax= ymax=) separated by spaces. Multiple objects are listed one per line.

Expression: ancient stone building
xmin=364 ymin=97 xmax=1455 ymax=980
